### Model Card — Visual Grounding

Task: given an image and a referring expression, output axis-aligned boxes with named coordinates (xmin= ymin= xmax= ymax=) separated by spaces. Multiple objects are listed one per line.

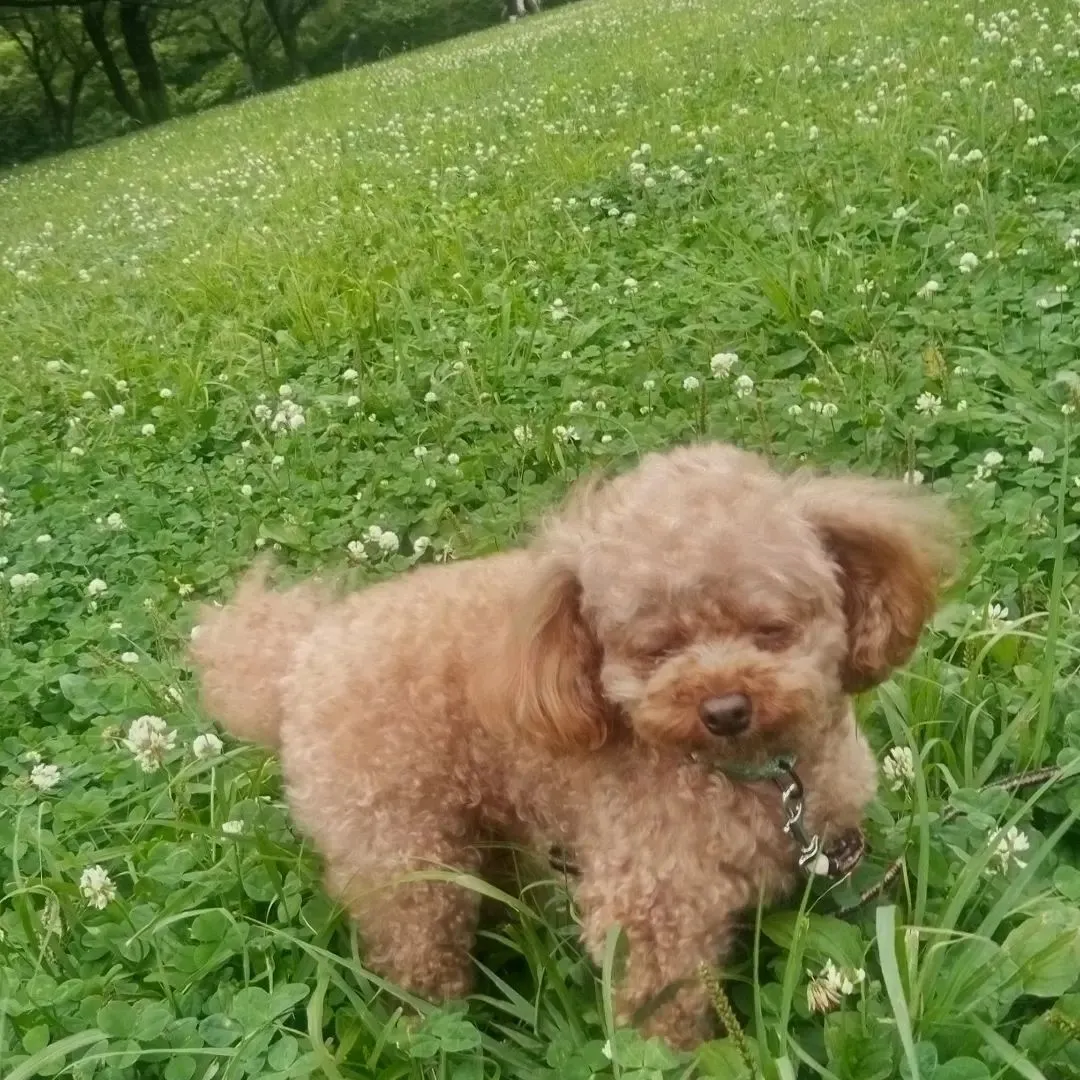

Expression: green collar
xmin=709 ymin=753 xmax=797 ymax=783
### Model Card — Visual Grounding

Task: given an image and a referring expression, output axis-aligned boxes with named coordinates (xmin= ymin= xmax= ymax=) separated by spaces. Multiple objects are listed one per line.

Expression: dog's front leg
xmin=576 ymin=873 xmax=735 ymax=1050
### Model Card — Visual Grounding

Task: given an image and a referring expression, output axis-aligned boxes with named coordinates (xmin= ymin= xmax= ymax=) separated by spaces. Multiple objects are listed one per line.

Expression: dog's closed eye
xmin=635 ymin=628 xmax=690 ymax=663
xmin=753 ymin=623 xmax=795 ymax=651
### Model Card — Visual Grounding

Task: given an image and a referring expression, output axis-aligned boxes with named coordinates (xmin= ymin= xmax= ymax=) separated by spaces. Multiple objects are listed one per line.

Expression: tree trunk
xmin=118 ymin=1 xmax=168 ymax=123
xmin=261 ymin=0 xmax=305 ymax=80
xmin=81 ymin=2 xmax=143 ymax=121
xmin=237 ymin=0 xmax=266 ymax=89
xmin=63 ymin=63 xmax=89 ymax=145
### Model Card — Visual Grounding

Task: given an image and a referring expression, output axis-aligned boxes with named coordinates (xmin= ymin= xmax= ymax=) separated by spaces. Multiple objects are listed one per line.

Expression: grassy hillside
xmin=2 ymin=0 xmax=1080 ymax=1076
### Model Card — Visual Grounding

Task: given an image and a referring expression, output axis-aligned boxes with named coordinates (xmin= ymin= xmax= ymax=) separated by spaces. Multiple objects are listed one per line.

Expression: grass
xmin=2 ymin=0 xmax=1080 ymax=1075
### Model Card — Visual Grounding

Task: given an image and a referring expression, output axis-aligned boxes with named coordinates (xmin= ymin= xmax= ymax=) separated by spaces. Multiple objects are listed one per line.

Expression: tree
xmin=195 ymin=0 xmax=276 ymax=90
xmin=117 ymin=1 xmax=167 ymax=120
xmin=0 ymin=0 xmax=170 ymax=122
xmin=79 ymin=0 xmax=142 ymax=120
xmin=1 ymin=8 xmax=98 ymax=144
xmin=259 ymin=0 xmax=321 ymax=81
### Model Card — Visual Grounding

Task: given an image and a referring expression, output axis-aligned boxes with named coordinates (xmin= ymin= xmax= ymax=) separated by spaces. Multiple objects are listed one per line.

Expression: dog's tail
xmin=188 ymin=557 xmax=324 ymax=750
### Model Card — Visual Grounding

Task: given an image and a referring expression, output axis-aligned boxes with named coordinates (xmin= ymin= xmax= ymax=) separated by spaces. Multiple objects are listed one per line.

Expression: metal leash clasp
xmin=774 ymin=765 xmax=825 ymax=872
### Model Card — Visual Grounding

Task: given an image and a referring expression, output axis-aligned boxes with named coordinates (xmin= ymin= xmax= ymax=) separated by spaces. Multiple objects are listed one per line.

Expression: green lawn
xmin=3 ymin=0 xmax=1080 ymax=1076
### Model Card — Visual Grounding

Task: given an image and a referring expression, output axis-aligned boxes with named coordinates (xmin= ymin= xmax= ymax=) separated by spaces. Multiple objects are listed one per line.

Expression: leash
xmin=706 ymin=753 xmax=864 ymax=880
xmin=550 ymin=759 xmax=1072 ymax=899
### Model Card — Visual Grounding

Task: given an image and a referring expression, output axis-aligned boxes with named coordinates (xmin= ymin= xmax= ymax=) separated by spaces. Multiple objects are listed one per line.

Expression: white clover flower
xmin=990 ymin=826 xmax=1030 ymax=874
xmin=192 ymin=732 xmax=223 ymax=760
xmin=682 ymin=375 xmax=702 ymax=391
xmin=915 ymin=392 xmax=943 ymax=416
xmin=270 ymin=455 xmax=284 ymax=468
xmin=917 ymin=279 xmax=942 ymax=299
xmin=882 ymin=746 xmax=915 ymax=791
xmin=710 ymin=352 xmax=739 ymax=377
xmin=36 ymin=534 xmax=52 ymax=544
xmin=81 ymin=390 xmax=96 ymax=402
xmin=956 ymin=400 xmax=969 ymax=412
xmin=140 ymin=424 xmax=155 ymax=437
xmin=446 ymin=453 xmax=460 ymax=466
xmin=70 ymin=445 xmax=86 ymax=455
xmin=623 ymin=277 xmax=639 ymax=293
xmin=985 ymin=601 xmax=1010 ymax=628
xmin=120 ymin=651 xmax=140 ymax=664
xmin=221 ymin=820 xmax=244 ymax=837
xmin=412 ymin=536 xmax=432 ymax=557
xmin=1028 ymin=447 xmax=1046 ymax=463
xmin=253 ymin=403 xmax=272 ymax=421
xmin=30 ymin=763 xmax=61 ymax=792
xmin=550 ymin=299 xmax=568 ymax=321
xmin=820 ymin=402 xmax=838 ymax=418
xmin=9 ymin=572 xmax=41 ymax=590
xmin=787 ymin=404 xmax=803 ymax=417
xmin=983 ymin=450 xmax=1004 ymax=468
xmin=240 ymin=484 xmax=253 ymax=497
xmin=963 ymin=149 xmax=984 ymax=164
xmin=105 ymin=512 xmax=125 ymax=530
xmin=364 ymin=524 xmax=384 ymax=541
xmin=45 ymin=360 xmax=63 ymax=373
xmin=959 ymin=251 xmax=980 ymax=273
xmin=903 ymin=470 xmax=925 ymax=485
xmin=85 ymin=578 xmax=108 ymax=599
xmin=423 ymin=391 xmax=438 ymax=404
xmin=892 ymin=205 xmax=910 ymax=220
xmin=341 ymin=368 xmax=358 ymax=382
xmin=513 ymin=425 xmax=533 ymax=446
xmin=734 ymin=374 xmax=755 ymax=398
xmin=123 ymin=714 xmax=176 ymax=772
xmin=808 ymin=309 xmax=826 ymax=326
xmin=953 ymin=203 xmax=971 ymax=217
xmin=270 ymin=400 xmax=305 ymax=433
xmin=806 ymin=960 xmax=865 ymax=1013
xmin=278 ymin=384 xmax=293 ymax=399
xmin=642 ymin=378 xmax=656 ymax=392
xmin=80 ymin=865 xmax=117 ymax=909
xmin=346 ymin=539 xmax=367 ymax=562
xmin=346 ymin=394 xmax=361 ymax=407
xmin=377 ymin=530 xmax=400 ymax=553
xmin=109 ymin=403 xmax=126 ymax=419
xmin=158 ymin=388 xmax=173 ymax=399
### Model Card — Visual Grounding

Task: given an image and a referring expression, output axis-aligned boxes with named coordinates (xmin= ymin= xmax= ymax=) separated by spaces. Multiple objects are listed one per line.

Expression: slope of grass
xmin=2 ymin=0 xmax=1080 ymax=1077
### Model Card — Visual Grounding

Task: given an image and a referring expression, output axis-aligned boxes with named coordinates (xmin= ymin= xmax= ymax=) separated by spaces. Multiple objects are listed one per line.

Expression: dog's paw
xmin=820 ymin=828 xmax=866 ymax=878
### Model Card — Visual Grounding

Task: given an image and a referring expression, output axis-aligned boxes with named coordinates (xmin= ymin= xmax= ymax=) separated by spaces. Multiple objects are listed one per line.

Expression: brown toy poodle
xmin=190 ymin=441 xmax=954 ymax=1048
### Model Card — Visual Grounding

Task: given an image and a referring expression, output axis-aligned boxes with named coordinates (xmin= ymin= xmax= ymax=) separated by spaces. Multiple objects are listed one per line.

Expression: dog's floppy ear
xmin=797 ymin=476 xmax=957 ymax=692
xmin=503 ymin=560 xmax=610 ymax=752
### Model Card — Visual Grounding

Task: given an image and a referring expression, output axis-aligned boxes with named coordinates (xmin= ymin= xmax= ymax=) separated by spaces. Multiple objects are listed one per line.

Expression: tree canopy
xmin=0 ymin=0 xmax=556 ymax=166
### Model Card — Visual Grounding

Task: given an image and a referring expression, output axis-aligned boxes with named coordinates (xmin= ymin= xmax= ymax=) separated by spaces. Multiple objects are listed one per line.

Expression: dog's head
xmin=501 ymin=443 xmax=954 ymax=803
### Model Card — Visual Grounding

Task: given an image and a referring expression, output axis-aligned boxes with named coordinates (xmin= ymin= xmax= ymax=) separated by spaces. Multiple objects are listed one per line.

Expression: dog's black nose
xmin=699 ymin=694 xmax=752 ymax=736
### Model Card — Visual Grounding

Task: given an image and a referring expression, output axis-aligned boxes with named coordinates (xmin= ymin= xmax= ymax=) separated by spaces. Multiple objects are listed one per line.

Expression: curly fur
xmin=190 ymin=441 xmax=955 ymax=1048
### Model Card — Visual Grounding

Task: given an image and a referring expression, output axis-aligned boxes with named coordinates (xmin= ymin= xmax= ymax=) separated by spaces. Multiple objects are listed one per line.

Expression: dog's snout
xmin=699 ymin=694 xmax=752 ymax=736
